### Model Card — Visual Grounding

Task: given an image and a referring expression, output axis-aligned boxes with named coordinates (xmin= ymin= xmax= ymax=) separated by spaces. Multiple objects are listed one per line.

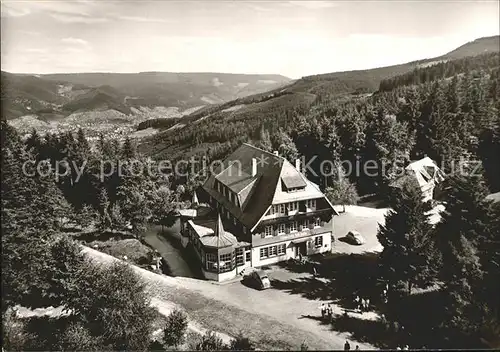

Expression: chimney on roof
xmin=273 ymin=151 xmax=279 ymax=156
xmin=252 ymin=157 xmax=257 ymax=177
xmin=295 ymin=158 xmax=301 ymax=173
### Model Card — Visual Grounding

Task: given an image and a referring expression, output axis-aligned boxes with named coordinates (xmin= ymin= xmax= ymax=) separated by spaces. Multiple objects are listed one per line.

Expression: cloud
xmin=1 ymin=0 xmax=111 ymax=23
xmin=50 ymin=12 xmax=109 ymax=24
xmin=22 ymin=48 xmax=48 ymax=54
xmin=1 ymin=3 xmax=31 ymax=17
xmin=62 ymin=37 xmax=90 ymax=46
xmin=288 ymin=1 xmax=340 ymax=10
xmin=118 ymin=15 xmax=172 ymax=23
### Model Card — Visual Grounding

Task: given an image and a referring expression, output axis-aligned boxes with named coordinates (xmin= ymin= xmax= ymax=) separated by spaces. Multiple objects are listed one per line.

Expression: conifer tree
xmin=258 ymin=125 xmax=273 ymax=152
xmin=377 ymin=178 xmax=437 ymax=295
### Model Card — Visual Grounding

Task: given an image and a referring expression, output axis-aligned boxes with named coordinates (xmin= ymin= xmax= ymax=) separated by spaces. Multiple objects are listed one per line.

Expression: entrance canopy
xmin=292 ymin=237 xmax=310 ymax=244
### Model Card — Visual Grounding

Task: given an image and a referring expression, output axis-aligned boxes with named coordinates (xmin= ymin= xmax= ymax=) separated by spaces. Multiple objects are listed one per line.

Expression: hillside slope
xmin=140 ymin=36 xmax=499 ymax=161
xmin=441 ymin=35 xmax=499 ymax=59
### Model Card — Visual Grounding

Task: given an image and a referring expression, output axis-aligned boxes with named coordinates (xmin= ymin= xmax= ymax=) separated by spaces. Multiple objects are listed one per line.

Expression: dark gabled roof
xmin=202 ymin=143 xmax=336 ymax=231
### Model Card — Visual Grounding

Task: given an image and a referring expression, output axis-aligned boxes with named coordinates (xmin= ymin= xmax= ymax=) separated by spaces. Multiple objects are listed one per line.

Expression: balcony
xmin=261 ymin=208 xmax=334 ymax=227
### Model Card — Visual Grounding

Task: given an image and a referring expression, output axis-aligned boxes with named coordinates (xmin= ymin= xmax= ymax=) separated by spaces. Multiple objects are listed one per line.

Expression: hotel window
xmin=245 ymin=250 xmax=251 ymax=262
xmin=301 ymin=219 xmax=309 ymax=230
xmin=206 ymin=253 xmax=217 ymax=270
xmin=220 ymin=253 xmax=232 ymax=264
xmin=289 ymin=201 xmax=298 ymax=211
xmin=277 ymin=244 xmax=286 ymax=255
xmin=314 ymin=236 xmax=323 ymax=248
xmin=236 ymin=248 xmax=244 ymax=266
xmin=314 ymin=217 xmax=321 ymax=228
xmin=260 ymin=247 xmax=269 ymax=259
xmin=279 ymin=204 xmax=286 ymax=214
xmin=229 ymin=192 xmax=233 ymax=202
xmin=219 ymin=253 xmax=233 ymax=272
xmin=269 ymin=246 xmax=277 ymax=257
xmin=307 ymin=199 xmax=316 ymax=209
xmin=264 ymin=226 xmax=273 ymax=237
xmin=290 ymin=221 xmax=298 ymax=232
xmin=278 ymin=223 xmax=286 ymax=234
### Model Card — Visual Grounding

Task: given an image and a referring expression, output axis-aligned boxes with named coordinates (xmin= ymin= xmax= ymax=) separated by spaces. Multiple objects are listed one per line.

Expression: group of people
xmin=353 ymin=295 xmax=370 ymax=312
xmin=343 ymin=340 xmax=360 ymax=350
xmin=320 ymin=303 xmax=334 ymax=321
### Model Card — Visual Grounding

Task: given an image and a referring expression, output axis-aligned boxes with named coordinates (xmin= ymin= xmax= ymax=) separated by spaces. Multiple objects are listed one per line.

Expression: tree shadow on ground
xmin=273 ymin=253 xmax=383 ymax=310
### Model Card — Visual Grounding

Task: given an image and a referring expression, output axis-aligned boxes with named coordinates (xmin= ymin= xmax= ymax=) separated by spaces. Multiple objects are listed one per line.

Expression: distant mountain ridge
xmin=440 ymin=35 xmax=499 ymax=59
xmin=1 ymin=71 xmax=291 ymax=120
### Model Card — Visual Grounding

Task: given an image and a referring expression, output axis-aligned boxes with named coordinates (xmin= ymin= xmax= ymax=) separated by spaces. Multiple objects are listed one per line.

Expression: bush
xmin=195 ymin=331 xmax=228 ymax=351
xmin=163 ymin=309 xmax=188 ymax=348
xmin=229 ymin=332 xmax=255 ymax=351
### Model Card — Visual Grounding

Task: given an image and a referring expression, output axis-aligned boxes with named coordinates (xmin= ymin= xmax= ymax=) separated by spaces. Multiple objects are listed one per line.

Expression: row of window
xmin=263 ymin=218 xmax=322 ymax=238
xmin=215 ymin=180 xmax=239 ymax=207
xmin=206 ymin=252 xmax=235 ymax=273
xmin=259 ymin=244 xmax=286 ymax=259
xmin=268 ymin=199 xmax=317 ymax=215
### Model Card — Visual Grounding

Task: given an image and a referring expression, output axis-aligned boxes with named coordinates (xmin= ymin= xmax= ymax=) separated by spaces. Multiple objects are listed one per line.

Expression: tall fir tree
xmin=377 ymin=177 xmax=437 ymax=295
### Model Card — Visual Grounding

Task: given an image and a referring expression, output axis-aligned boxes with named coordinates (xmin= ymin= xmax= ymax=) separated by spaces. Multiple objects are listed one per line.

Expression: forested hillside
xmin=142 ymin=51 xmax=500 ymax=196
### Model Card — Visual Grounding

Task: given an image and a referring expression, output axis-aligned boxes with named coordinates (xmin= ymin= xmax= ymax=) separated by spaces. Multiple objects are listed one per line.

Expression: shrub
xmin=163 ymin=309 xmax=188 ymax=348
xmin=195 ymin=331 xmax=228 ymax=351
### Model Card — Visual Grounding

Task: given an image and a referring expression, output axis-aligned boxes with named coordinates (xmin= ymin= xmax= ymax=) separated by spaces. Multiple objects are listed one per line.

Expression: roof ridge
xmin=242 ymin=142 xmax=285 ymax=160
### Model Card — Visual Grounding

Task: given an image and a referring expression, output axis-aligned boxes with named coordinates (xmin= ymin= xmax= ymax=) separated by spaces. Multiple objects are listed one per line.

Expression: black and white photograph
xmin=1 ymin=0 xmax=499 ymax=350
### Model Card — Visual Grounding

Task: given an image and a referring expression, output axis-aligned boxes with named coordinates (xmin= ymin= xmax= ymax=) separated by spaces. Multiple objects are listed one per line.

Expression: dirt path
xmin=142 ymin=224 xmax=201 ymax=278
xmin=150 ymin=298 xmax=234 ymax=345
xmin=82 ymin=246 xmax=377 ymax=350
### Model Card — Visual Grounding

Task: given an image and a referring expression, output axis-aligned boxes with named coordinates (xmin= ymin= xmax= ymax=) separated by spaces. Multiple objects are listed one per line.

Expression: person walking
xmin=354 ymin=295 xmax=360 ymax=310
xmin=320 ymin=303 xmax=326 ymax=319
xmin=355 ymin=346 xmax=360 ymax=351
xmin=327 ymin=304 xmax=332 ymax=319
xmin=344 ymin=340 xmax=351 ymax=351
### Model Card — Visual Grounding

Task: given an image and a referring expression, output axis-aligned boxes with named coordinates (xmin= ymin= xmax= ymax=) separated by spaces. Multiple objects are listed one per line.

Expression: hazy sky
xmin=1 ymin=0 xmax=498 ymax=78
